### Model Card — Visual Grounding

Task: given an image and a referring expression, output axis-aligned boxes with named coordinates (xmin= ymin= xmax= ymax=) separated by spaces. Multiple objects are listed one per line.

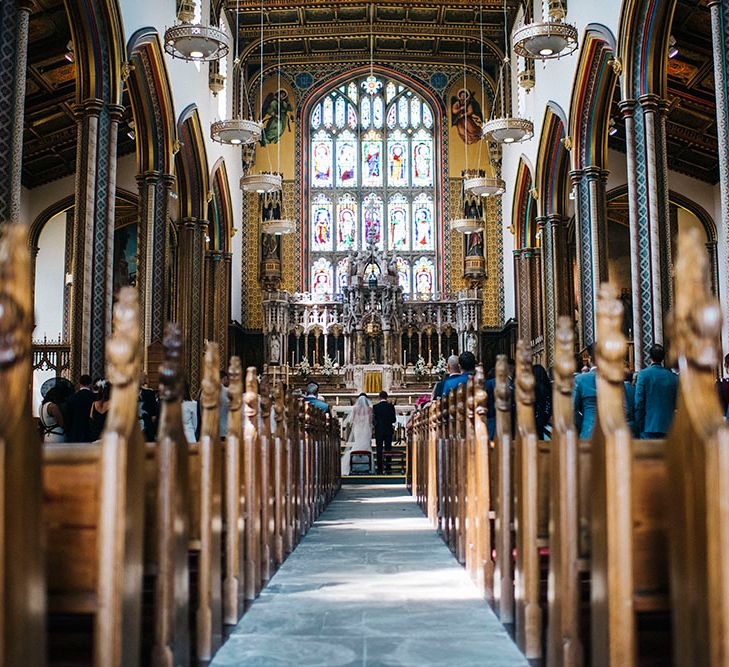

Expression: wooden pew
xmin=0 ymin=223 xmax=46 ymax=666
xmin=44 ymin=287 xmax=145 ymax=666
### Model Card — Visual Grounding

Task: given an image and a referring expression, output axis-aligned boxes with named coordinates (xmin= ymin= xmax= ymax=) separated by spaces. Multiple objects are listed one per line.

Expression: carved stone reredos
xmin=554 ymin=316 xmax=575 ymax=395
xmin=596 ymin=283 xmax=626 ymax=384
xmin=107 ymin=287 xmax=140 ymax=387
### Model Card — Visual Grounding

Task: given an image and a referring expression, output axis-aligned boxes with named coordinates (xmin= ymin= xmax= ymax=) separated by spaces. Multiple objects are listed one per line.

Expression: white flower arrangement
xmin=297 ymin=358 xmax=311 ymax=377
xmin=413 ymin=355 xmax=428 ymax=378
xmin=433 ymin=355 xmax=447 ymax=378
xmin=321 ymin=354 xmax=336 ymax=378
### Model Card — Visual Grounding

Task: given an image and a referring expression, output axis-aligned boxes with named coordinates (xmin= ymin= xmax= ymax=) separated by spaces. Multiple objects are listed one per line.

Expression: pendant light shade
xmin=451 ymin=218 xmax=484 ymax=234
xmin=164 ymin=23 xmax=229 ymax=61
xmin=211 ymin=117 xmax=261 ymax=146
xmin=483 ymin=116 xmax=534 ymax=144
xmin=262 ymin=218 xmax=296 ymax=235
xmin=241 ymin=172 xmax=282 ymax=194
xmin=464 ymin=175 xmax=506 ymax=197
xmin=512 ymin=20 xmax=578 ymax=60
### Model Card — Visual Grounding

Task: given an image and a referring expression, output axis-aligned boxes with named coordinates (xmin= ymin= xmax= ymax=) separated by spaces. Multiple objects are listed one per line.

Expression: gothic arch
xmin=209 ymin=158 xmax=234 ymax=253
xmin=618 ymin=0 xmax=678 ymax=100
xmin=569 ymin=24 xmax=618 ymax=172
xmin=176 ymin=105 xmax=210 ymax=221
xmin=126 ymin=28 xmax=177 ymax=176
xmin=62 ymin=0 xmax=125 ymax=106
xmin=512 ymin=157 xmax=536 ymax=251
xmin=535 ymin=102 xmax=569 ymax=219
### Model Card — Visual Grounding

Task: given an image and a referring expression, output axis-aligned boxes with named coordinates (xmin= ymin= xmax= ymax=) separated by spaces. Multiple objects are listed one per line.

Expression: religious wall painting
xmin=259 ymin=88 xmax=294 ymax=146
xmin=362 ymin=193 xmax=384 ymax=249
xmin=311 ymin=194 xmax=333 ymax=251
xmin=450 ymin=88 xmax=483 ymax=144
xmin=388 ymin=130 xmax=408 ymax=187
xmin=413 ymin=257 xmax=435 ymax=296
xmin=395 ymin=256 xmax=410 ymax=294
xmin=388 ymin=194 xmax=409 ymax=251
xmin=113 ymin=222 xmax=138 ymax=294
xmin=466 ymin=230 xmax=484 ymax=257
xmin=312 ymin=132 xmax=333 ymax=187
xmin=337 ymin=193 xmax=358 ymax=250
xmin=412 ymin=193 xmax=434 ymax=250
xmin=336 ymin=130 xmax=357 ymax=187
xmin=311 ymin=257 xmax=333 ymax=299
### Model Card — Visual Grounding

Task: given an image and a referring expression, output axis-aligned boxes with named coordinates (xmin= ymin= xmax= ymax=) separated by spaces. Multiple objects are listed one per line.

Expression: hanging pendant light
xmin=482 ymin=0 xmax=533 ymax=144
xmin=240 ymin=0 xmax=282 ymax=194
xmin=512 ymin=0 xmax=577 ymax=61
xmin=210 ymin=4 xmax=261 ymax=145
xmin=164 ymin=0 xmax=229 ymax=62
xmin=464 ymin=2 xmax=506 ymax=198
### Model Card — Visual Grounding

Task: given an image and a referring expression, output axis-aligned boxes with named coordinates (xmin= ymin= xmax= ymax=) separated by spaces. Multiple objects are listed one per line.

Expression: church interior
xmin=2 ymin=0 xmax=729 ymax=664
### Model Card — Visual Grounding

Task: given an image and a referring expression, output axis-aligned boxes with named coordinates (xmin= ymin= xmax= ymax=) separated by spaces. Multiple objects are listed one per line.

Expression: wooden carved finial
xmin=200 ymin=341 xmax=221 ymax=409
xmin=244 ymin=367 xmax=259 ymax=423
xmin=474 ymin=365 xmax=487 ymax=421
xmin=495 ymin=354 xmax=510 ymax=412
xmin=0 ymin=224 xmax=32 ymax=371
xmin=158 ymin=322 xmax=183 ymax=401
xmin=260 ymin=375 xmax=271 ymax=417
xmin=554 ymin=316 xmax=576 ymax=396
xmin=227 ymin=356 xmax=243 ymax=413
xmin=515 ymin=340 xmax=535 ymax=407
xmin=670 ymin=227 xmax=722 ymax=370
xmin=273 ymin=382 xmax=284 ymax=437
xmin=595 ymin=283 xmax=626 ymax=384
xmin=106 ymin=287 xmax=140 ymax=388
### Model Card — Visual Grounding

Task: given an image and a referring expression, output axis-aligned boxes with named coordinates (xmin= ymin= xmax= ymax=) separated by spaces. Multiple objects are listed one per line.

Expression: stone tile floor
xmin=211 ymin=485 xmax=528 ymax=667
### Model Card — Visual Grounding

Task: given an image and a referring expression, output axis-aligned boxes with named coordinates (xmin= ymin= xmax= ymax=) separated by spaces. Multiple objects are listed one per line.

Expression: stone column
xmin=136 ymin=171 xmax=174 ymax=355
xmin=709 ymin=1 xmax=729 ymax=344
xmin=620 ymin=96 xmax=672 ymax=366
xmin=203 ymin=249 xmax=231 ymax=363
xmin=175 ymin=217 xmax=207 ymax=393
xmin=0 ymin=1 xmax=32 ymax=223
xmin=541 ymin=213 xmax=571 ymax=365
xmin=570 ymin=167 xmax=609 ymax=349
xmin=69 ymin=100 xmax=124 ymax=381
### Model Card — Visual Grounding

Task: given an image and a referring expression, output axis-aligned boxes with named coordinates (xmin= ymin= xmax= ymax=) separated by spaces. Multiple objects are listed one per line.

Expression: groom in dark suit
xmin=372 ymin=391 xmax=397 ymax=474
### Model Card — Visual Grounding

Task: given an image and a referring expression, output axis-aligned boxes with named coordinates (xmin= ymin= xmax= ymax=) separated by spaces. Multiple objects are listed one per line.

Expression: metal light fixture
xmin=451 ymin=218 xmax=483 ymax=234
xmin=262 ymin=217 xmax=296 ymax=235
xmin=464 ymin=175 xmax=506 ymax=197
xmin=482 ymin=0 xmax=533 ymax=145
xmin=512 ymin=0 xmax=577 ymax=60
xmin=241 ymin=172 xmax=283 ymax=193
xmin=164 ymin=0 xmax=229 ymax=62
xmin=210 ymin=5 xmax=261 ymax=146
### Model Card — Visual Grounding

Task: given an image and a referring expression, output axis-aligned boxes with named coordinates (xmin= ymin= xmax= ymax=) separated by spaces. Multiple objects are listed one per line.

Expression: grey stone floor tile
xmin=211 ymin=484 xmax=527 ymax=667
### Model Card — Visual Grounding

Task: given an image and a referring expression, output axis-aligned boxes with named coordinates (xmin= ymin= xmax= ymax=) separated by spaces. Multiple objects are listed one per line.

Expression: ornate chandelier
xmin=164 ymin=1 xmax=228 ymax=62
xmin=451 ymin=217 xmax=483 ymax=234
xmin=512 ymin=0 xmax=578 ymax=60
xmin=240 ymin=172 xmax=283 ymax=194
xmin=262 ymin=218 xmax=295 ymax=235
xmin=464 ymin=174 xmax=506 ymax=197
xmin=482 ymin=0 xmax=533 ymax=144
xmin=210 ymin=7 xmax=260 ymax=145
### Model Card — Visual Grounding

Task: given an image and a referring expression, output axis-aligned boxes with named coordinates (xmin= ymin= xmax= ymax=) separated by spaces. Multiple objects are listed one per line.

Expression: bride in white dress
xmin=341 ymin=393 xmax=373 ymax=475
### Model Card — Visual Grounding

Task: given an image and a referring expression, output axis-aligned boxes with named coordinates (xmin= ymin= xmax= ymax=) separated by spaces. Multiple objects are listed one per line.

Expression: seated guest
xmin=573 ymin=345 xmax=597 ymax=439
xmin=717 ymin=353 xmax=729 ymax=413
xmin=634 ymin=343 xmax=678 ymax=439
xmin=89 ymin=381 xmax=111 ymax=441
xmin=304 ymin=381 xmax=330 ymax=413
xmin=65 ymin=374 xmax=96 ymax=442
xmin=39 ymin=384 xmax=70 ymax=442
xmin=442 ymin=351 xmax=477 ymax=397
xmin=624 ymin=367 xmax=637 ymax=436
xmin=433 ymin=355 xmax=460 ymax=399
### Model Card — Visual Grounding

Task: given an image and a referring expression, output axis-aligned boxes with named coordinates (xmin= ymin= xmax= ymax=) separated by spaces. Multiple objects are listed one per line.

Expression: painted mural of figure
xmin=262 ymin=233 xmax=280 ymax=259
xmin=450 ymin=88 xmax=483 ymax=145
xmin=259 ymin=88 xmax=293 ymax=146
xmin=390 ymin=143 xmax=405 ymax=182
xmin=466 ymin=231 xmax=484 ymax=257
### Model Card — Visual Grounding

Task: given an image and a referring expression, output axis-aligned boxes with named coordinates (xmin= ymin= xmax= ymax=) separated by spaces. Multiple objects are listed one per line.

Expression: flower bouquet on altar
xmin=413 ymin=355 xmax=428 ymax=379
xmin=321 ymin=354 xmax=336 ymax=378
xmin=297 ymin=358 xmax=311 ymax=377
xmin=433 ymin=355 xmax=447 ymax=379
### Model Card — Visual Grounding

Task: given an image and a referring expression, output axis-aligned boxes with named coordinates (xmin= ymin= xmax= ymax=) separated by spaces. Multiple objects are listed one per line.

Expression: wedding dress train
xmin=341 ymin=395 xmax=374 ymax=475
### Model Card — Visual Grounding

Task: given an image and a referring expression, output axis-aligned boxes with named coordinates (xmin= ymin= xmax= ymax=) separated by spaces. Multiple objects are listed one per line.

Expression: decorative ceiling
xmin=609 ymin=0 xmax=718 ymax=184
xmin=226 ymin=1 xmax=519 ymax=81
xmin=23 ymin=0 xmax=135 ymax=189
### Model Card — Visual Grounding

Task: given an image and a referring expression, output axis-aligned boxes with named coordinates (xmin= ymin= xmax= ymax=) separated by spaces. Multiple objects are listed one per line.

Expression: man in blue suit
xmin=573 ymin=346 xmax=598 ymax=439
xmin=634 ymin=344 xmax=678 ymax=439
xmin=442 ymin=351 xmax=476 ymax=397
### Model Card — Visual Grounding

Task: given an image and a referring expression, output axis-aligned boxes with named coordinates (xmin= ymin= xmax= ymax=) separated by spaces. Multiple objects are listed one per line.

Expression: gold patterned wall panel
xmin=242 ymin=190 xmax=263 ymax=329
xmin=280 ymin=179 xmax=300 ymax=293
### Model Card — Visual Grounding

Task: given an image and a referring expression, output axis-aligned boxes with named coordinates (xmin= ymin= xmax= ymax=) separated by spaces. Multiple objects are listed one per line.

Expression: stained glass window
xmin=311 ymin=258 xmax=333 ymax=299
xmin=337 ymin=194 xmax=357 ymax=250
xmin=308 ymin=75 xmax=439 ymax=297
xmin=413 ymin=257 xmax=435 ymax=297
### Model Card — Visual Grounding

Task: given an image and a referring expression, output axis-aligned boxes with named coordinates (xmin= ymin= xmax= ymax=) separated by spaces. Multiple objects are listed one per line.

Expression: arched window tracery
xmin=307 ymin=74 xmax=439 ymax=299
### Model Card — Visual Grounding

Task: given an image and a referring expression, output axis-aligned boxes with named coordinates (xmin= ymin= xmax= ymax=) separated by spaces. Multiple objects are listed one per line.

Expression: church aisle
xmin=211 ymin=485 xmax=527 ymax=667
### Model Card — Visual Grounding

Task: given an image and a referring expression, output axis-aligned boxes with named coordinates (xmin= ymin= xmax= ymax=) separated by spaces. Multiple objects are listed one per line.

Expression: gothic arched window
xmin=307 ymin=74 xmax=439 ymax=299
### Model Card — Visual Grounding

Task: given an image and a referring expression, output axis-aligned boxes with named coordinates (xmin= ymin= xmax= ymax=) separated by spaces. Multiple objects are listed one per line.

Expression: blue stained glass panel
xmin=360 ymin=97 xmax=371 ymax=129
xmin=311 ymin=194 xmax=333 ymax=251
xmin=412 ymin=132 xmax=433 ymax=187
xmin=362 ymin=193 xmax=384 ymax=249
xmin=413 ymin=257 xmax=435 ymax=296
xmin=412 ymin=193 xmax=434 ymax=250
xmin=388 ymin=133 xmax=408 ymax=187
xmin=336 ymin=133 xmax=357 ymax=187
xmin=335 ymin=97 xmax=346 ymax=128
xmin=395 ymin=256 xmax=410 ymax=293
xmin=398 ymin=96 xmax=409 ymax=128
xmin=361 ymin=137 xmax=382 ymax=187
xmin=373 ymin=96 xmax=384 ymax=128
xmin=311 ymin=134 xmax=333 ymax=187
xmin=337 ymin=194 xmax=357 ymax=249
xmin=388 ymin=194 xmax=409 ymax=250
xmin=323 ymin=96 xmax=334 ymax=127
xmin=336 ymin=257 xmax=349 ymax=293
xmin=311 ymin=257 xmax=333 ymax=299
xmin=311 ymin=104 xmax=321 ymax=129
